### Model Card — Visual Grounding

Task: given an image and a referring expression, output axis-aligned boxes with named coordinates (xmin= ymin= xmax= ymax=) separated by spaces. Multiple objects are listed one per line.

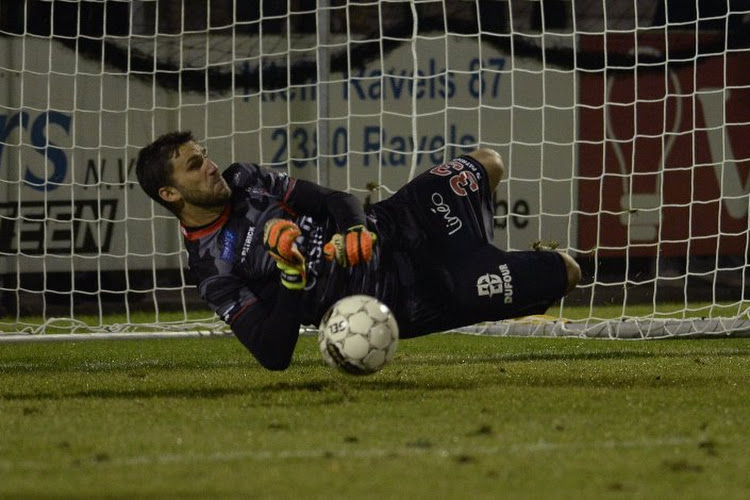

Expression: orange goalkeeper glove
xmin=263 ymin=219 xmax=307 ymax=290
xmin=323 ymin=224 xmax=377 ymax=267
xmin=263 ymin=219 xmax=304 ymax=266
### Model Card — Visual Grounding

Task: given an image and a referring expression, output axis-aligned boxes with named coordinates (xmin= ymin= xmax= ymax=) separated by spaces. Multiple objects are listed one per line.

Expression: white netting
xmin=1 ymin=0 xmax=750 ymax=340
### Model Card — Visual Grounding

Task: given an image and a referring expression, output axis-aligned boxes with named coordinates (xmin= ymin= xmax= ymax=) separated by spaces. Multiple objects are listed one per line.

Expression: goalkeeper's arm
xmin=286 ymin=179 xmax=368 ymax=233
xmin=200 ymin=275 xmax=303 ymax=371
xmin=228 ymin=288 xmax=302 ymax=370
xmin=286 ymin=180 xmax=376 ymax=267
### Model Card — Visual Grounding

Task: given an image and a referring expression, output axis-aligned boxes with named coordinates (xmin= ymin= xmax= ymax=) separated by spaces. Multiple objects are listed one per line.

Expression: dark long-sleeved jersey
xmin=182 ymin=162 xmax=398 ymax=369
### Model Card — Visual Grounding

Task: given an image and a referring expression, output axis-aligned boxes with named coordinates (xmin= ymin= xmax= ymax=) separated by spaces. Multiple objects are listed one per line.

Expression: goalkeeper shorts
xmin=370 ymin=154 xmax=495 ymax=258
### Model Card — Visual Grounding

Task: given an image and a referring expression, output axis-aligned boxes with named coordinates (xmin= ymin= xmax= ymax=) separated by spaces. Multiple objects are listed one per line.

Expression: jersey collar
xmin=180 ymin=204 xmax=231 ymax=241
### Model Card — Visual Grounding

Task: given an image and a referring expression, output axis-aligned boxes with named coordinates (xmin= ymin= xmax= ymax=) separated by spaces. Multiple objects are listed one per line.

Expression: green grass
xmin=2 ymin=334 xmax=750 ymax=498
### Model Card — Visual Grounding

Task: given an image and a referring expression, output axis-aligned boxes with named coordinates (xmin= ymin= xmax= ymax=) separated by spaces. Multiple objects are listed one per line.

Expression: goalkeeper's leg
xmin=557 ymin=252 xmax=582 ymax=293
xmin=435 ymin=243 xmax=575 ymax=324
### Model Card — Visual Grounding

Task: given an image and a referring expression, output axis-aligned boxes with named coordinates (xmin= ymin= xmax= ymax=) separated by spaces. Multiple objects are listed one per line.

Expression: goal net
xmin=1 ymin=0 xmax=750 ymax=340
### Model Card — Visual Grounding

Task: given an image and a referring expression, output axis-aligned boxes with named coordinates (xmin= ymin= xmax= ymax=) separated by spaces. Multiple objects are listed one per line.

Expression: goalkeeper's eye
xmin=187 ymin=156 xmax=203 ymax=171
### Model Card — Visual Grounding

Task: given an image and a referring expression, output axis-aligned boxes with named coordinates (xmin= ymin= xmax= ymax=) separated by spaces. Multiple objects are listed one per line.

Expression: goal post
xmin=1 ymin=0 xmax=750 ymax=341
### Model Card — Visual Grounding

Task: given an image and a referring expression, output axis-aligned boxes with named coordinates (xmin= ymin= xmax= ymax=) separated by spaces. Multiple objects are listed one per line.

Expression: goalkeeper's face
xmin=166 ymin=141 xmax=232 ymax=211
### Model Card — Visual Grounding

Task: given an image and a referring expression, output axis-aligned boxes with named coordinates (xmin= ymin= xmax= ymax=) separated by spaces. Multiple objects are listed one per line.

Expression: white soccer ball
xmin=318 ymin=295 xmax=399 ymax=375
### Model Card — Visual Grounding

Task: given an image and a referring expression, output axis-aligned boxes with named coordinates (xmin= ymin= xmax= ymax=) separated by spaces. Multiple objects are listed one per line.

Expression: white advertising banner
xmin=0 ymin=35 xmax=577 ymax=274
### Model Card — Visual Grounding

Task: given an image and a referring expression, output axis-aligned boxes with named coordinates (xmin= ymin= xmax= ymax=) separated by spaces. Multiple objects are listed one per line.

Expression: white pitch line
xmin=0 ymin=437 xmax=703 ymax=471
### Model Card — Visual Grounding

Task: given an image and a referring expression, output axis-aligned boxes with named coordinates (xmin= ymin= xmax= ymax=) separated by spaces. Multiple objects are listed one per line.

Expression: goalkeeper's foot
xmin=532 ymin=240 xmax=559 ymax=251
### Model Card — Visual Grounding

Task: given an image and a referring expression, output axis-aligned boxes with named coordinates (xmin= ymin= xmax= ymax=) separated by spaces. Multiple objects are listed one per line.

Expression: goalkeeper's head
xmin=136 ymin=130 xmax=231 ymax=222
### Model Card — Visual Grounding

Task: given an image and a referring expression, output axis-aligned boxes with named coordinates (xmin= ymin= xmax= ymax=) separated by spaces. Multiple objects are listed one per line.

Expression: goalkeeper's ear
xmin=157 ymin=186 xmax=184 ymax=216
xmin=158 ymin=186 xmax=180 ymax=203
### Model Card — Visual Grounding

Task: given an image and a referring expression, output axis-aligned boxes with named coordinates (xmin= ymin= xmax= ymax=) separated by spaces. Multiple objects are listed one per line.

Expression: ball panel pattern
xmin=318 ymin=295 xmax=399 ymax=375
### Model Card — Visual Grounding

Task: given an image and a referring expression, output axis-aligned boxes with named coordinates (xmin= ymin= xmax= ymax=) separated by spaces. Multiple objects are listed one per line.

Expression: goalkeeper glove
xmin=263 ymin=218 xmax=304 ymax=266
xmin=275 ymin=261 xmax=306 ymax=290
xmin=323 ymin=224 xmax=377 ymax=267
xmin=263 ymin=219 xmax=307 ymax=290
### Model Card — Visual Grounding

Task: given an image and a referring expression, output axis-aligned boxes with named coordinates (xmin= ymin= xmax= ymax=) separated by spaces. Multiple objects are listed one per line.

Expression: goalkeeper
xmin=136 ymin=131 xmax=580 ymax=370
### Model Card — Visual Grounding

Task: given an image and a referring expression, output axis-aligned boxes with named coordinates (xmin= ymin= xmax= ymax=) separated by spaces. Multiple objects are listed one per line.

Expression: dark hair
xmin=135 ymin=130 xmax=195 ymax=214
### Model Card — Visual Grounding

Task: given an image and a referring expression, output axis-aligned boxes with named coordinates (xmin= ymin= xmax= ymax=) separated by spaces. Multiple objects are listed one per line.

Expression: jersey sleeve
xmin=225 ymin=161 xmax=367 ymax=231
xmin=198 ymin=273 xmax=303 ymax=370
xmin=222 ymin=162 xmax=296 ymax=202
xmin=286 ymin=178 xmax=367 ymax=231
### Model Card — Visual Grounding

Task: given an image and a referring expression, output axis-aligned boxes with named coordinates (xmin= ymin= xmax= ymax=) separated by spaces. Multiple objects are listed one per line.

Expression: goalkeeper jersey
xmin=181 ymin=162 xmax=399 ymax=333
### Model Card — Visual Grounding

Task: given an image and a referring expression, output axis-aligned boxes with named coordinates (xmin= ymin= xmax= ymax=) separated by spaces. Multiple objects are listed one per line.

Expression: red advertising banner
xmin=578 ymin=32 xmax=750 ymax=257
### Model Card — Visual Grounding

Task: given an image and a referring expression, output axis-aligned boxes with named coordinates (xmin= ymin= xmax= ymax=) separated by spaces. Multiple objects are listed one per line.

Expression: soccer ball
xmin=318 ymin=295 xmax=399 ymax=375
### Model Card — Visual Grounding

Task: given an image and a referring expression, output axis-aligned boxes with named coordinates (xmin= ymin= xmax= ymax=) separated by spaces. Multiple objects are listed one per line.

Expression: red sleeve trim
xmin=279 ymin=178 xmax=298 ymax=217
xmin=282 ymin=178 xmax=297 ymax=203
xmin=228 ymin=297 xmax=259 ymax=324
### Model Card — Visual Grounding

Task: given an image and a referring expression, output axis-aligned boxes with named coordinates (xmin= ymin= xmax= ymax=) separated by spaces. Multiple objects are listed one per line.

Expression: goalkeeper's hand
xmin=263 ymin=219 xmax=307 ymax=290
xmin=275 ymin=261 xmax=306 ymax=290
xmin=323 ymin=224 xmax=377 ymax=267
xmin=264 ymin=218 xmax=304 ymax=266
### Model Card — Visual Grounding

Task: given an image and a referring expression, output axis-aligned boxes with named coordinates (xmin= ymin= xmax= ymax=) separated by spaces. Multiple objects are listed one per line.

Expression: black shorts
xmin=372 ymin=156 xmax=568 ymax=337
xmin=374 ymin=155 xmax=495 ymax=257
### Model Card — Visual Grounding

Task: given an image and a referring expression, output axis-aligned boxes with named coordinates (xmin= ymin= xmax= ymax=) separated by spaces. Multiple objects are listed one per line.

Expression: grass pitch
xmin=2 ymin=334 xmax=750 ymax=498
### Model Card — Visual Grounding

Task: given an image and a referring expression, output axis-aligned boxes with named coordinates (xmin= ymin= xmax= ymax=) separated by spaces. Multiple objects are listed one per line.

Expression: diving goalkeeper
xmin=136 ymin=131 xmax=581 ymax=370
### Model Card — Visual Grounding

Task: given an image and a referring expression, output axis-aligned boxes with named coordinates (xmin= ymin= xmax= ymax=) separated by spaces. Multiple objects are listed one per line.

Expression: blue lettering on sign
xmin=0 ymin=110 xmax=71 ymax=192
xmin=0 ymin=111 xmax=30 ymax=174
xmin=0 ymin=111 xmax=29 ymax=158
xmin=269 ymin=124 xmax=477 ymax=170
xmin=236 ymin=56 xmax=505 ymax=103
xmin=345 ymin=58 xmax=456 ymax=101
xmin=362 ymin=125 xmax=476 ymax=168
xmin=468 ymin=57 xmax=506 ymax=98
